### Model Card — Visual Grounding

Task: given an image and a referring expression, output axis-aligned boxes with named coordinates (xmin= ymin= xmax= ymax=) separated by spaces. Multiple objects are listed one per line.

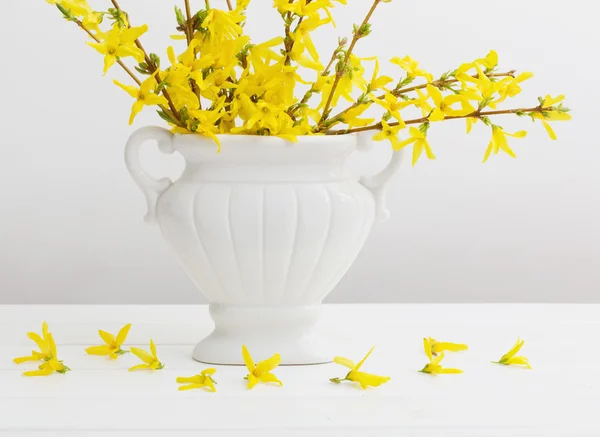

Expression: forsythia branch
xmin=109 ymin=0 xmax=183 ymax=124
xmin=317 ymin=70 xmax=517 ymax=132
xmin=324 ymin=105 xmax=547 ymax=135
xmin=319 ymin=0 xmax=382 ymax=123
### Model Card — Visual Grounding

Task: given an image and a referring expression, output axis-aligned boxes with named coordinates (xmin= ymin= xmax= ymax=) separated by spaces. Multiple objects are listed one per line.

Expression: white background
xmin=0 ymin=0 xmax=598 ymax=304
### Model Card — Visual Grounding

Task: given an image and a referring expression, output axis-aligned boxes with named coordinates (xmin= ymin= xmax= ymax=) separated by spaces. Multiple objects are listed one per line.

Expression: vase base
xmin=192 ymin=333 xmax=332 ymax=366
xmin=192 ymin=304 xmax=332 ymax=365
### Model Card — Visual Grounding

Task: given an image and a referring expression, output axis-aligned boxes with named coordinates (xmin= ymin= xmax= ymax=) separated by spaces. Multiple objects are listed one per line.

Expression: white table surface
xmin=0 ymin=304 xmax=599 ymax=436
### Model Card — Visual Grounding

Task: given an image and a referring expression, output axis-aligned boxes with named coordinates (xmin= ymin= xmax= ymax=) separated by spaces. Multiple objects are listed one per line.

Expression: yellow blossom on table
xmin=176 ymin=368 xmax=217 ymax=392
xmin=424 ymin=337 xmax=468 ymax=357
xmin=330 ymin=346 xmax=390 ymax=389
xmin=242 ymin=345 xmax=282 ymax=389
xmin=419 ymin=352 xmax=463 ymax=375
xmin=482 ymin=126 xmax=527 ymax=162
xmin=492 ymin=338 xmax=532 ymax=369
xmin=23 ymin=333 xmax=70 ymax=377
xmin=372 ymin=120 xmax=403 ymax=150
xmin=395 ymin=126 xmax=436 ymax=166
xmin=129 ymin=339 xmax=164 ymax=371
xmin=13 ymin=321 xmax=52 ymax=364
xmin=87 ymin=25 xmax=147 ymax=74
xmin=114 ymin=72 xmax=168 ymax=125
xmin=426 ymin=85 xmax=478 ymax=121
xmin=391 ymin=56 xmax=433 ymax=83
xmin=85 ymin=323 xmax=131 ymax=360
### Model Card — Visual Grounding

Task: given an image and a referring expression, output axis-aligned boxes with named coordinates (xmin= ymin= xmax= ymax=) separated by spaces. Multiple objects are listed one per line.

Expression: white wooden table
xmin=1 ymin=304 xmax=599 ymax=436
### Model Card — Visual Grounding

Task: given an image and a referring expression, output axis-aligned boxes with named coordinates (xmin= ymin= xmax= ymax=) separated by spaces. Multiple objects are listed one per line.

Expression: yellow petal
xmin=542 ymin=120 xmax=557 ymax=140
xmin=256 ymin=353 xmax=281 ymax=374
xmin=432 ymin=342 xmax=468 ymax=353
xmin=130 ymin=346 xmax=154 ymax=364
xmin=438 ymin=368 xmax=463 ymax=374
xmin=23 ymin=367 xmax=55 ymax=377
xmin=350 ymin=371 xmax=390 ymax=388
xmin=98 ymin=330 xmax=116 ymax=346
xmin=116 ymin=324 xmax=131 ymax=347
xmin=504 ymin=356 xmax=532 ymax=368
xmin=85 ymin=345 xmax=112 ymax=356
xmin=201 ymin=368 xmax=216 ymax=375
xmin=333 ymin=356 xmax=356 ymax=370
xmin=355 ymin=346 xmax=376 ymax=371
xmin=103 ymin=54 xmax=117 ymax=75
xmin=258 ymin=372 xmax=283 ymax=386
xmin=129 ymin=101 xmax=145 ymax=125
xmin=113 ymin=80 xmax=139 ymax=99
xmin=27 ymin=332 xmax=47 ymax=353
xmin=176 ymin=375 xmax=202 ymax=383
xmin=247 ymin=373 xmax=258 ymax=389
xmin=242 ymin=345 xmax=255 ymax=372
xmin=150 ymin=339 xmax=158 ymax=360
xmin=42 ymin=321 xmax=49 ymax=339
xmin=423 ymin=338 xmax=432 ymax=361
xmin=129 ymin=364 xmax=152 ymax=372
xmin=48 ymin=333 xmax=58 ymax=359
xmin=502 ymin=338 xmax=524 ymax=360
xmin=178 ymin=383 xmax=214 ymax=391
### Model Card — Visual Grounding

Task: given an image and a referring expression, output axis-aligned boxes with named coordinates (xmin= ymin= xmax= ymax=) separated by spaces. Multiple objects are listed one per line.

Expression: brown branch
xmin=225 ymin=0 xmax=233 ymax=10
xmin=395 ymin=70 xmax=516 ymax=96
xmin=184 ymin=0 xmax=193 ymax=44
xmin=319 ymin=0 xmax=381 ymax=124
xmin=109 ymin=1 xmax=182 ymax=124
xmin=324 ymin=106 xmax=545 ymax=135
xmin=316 ymin=70 xmax=517 ymax=133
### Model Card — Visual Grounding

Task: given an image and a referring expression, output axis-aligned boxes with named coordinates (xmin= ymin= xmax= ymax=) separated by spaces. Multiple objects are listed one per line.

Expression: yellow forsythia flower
xmin=87 ymin=25 xmax=147 ymax=74
xmin=176 ymin=368 xmax=217 ymax=392
xmin=330 ymin=346 xmax=390 ymax=389
xmin=129 ymin=339 xmax=164 ymax=371
xmin=23 ymin=333 xmax=70 ymax=377
xmin=242 ymin=345 xmax=282 ymax=389
xmin=114 ymin=72 xmax=168 ymax=125
xmin=493 ymin=338 xmax=532 ymax=369
xmin=424 ymin=337 xmax=468 ymax=356
xmin=419 ymin=352 xmax=462 ymax=375
xmin=85 ymin=323 xmax=131 ymax=359
xmin=482 ymin=126 xmax=527 ymax=163
xmin=13 ymin=321 xmax=52 ymax=364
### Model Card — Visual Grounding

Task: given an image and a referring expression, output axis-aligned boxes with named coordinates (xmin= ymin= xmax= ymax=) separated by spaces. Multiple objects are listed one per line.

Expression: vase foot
xmin=192 ymin=304 xmax=332 ymax=365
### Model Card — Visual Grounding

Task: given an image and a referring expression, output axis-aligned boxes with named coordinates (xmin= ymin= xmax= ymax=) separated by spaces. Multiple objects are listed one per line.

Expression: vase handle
xmin=357 ymin=133 xmax=405 ymax=222
xmin=124 ymin=126 xmax=176 ymax=223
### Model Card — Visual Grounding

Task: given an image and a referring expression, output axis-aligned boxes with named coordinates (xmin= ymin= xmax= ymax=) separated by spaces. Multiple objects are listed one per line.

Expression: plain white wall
xmin=0 ymin=1 xmax=598 ymax=304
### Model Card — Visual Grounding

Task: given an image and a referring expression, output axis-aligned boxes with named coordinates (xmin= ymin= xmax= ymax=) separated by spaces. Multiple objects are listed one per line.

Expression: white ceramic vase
xmin=125 ymin=127 xmax=404 ymax=365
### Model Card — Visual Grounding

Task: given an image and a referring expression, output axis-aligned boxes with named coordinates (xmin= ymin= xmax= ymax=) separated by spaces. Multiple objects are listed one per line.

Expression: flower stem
xmin=109 ymin=0 xmax=183 ymax=124
xmin=184 ymin=0 xmax=193 ymax=44
xmin=225 ymin=0 xmax=233 ymax=10
xmin=316 ymin=71 xmax=516 ymax=133
xmin=319 ymin=0 xmax=382 ymax=124
xmin=324 ymin=105 xmax=545 ymax=135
